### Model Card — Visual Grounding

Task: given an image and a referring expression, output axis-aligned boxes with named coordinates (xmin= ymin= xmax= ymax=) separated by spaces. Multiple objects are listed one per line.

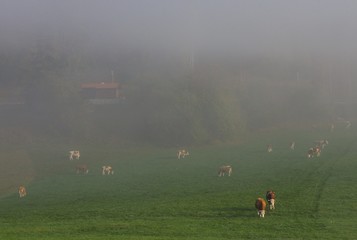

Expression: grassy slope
xmin=0 ymin=126 xmax=356 ymax=239
xmin=0 ymin=149 xmax=35 ymax=196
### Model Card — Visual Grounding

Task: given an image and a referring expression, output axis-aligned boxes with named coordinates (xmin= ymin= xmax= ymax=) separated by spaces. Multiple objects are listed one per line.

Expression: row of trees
xmin=1 ymin=37 xmax=356 ymax=145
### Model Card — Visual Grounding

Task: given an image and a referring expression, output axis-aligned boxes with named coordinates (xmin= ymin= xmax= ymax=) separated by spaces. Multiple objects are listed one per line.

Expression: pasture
xmin=0 ymin=126 xmax=357 ymax=239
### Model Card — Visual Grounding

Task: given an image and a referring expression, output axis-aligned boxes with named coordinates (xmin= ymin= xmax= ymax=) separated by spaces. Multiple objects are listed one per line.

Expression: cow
xmin=337 ymin=117 xmax=351 ymax=129
xmin=255 ymin=198 xmax=267 ymax=218
xmin=177 ymin=149 xmax=189 ymax=159
xmin=18 ymin=186 xmax=27 ymax=198
xmin=314 ymin=146 xmax=321 ymax=157
xmin=290 ymin=141 xmax=295 ymax=150
xmin=315 ymin=140 xmax=328 ymax=149
xmin=267 ymin=144 xmax=273 ymax=153
xmin=218 ymin=165 xmax=232 ymax=177
xmin=307 ymin=147 xmax=321 ymax=158
xmin=69 ymin=150 xmax=80 ymax=160
xmin=102 ymin=165 xmax=114 ymax=175
xmin=346 ymin=120 xmax=351 ymax=129
xmin=266 ymin=190 xmax=276 ymax=210
xmin=76 ymin=164 xmax=89 ymax=174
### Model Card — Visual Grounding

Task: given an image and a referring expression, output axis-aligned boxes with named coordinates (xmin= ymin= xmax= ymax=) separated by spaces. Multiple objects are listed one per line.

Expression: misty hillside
xmin=1 ymin=1 xmax=356 ymax=145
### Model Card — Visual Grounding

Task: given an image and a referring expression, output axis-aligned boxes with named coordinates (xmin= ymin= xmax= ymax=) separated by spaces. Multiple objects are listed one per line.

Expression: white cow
xmin=69 ymin=150 xmax=80 ymax=160
xmin=102 ymin=165 xmax=114 ymax=175
xmin=267 ymin=144 xmax=273 ymax=153
xmin=18 ymin=186 xmax=27 ymax=198
xmin=315 ymin=140 xmax=328 ymax=149
xmin=177 ymin=149 xmax=189 ymax=159
xmin=290 ymin=141 xmax=295 ymax=150
xmin=337 ymin=117 xmax=352 ymax=129
xmin=218 ymin=165 xmax=232 ymax=177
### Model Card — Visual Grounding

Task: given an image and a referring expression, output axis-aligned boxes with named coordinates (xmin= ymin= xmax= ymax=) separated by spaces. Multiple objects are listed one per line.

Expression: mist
xmin=1 ymin=0 xmax=357 ymax=145
xmin=2 ymin=1 xmax=357 ymax=54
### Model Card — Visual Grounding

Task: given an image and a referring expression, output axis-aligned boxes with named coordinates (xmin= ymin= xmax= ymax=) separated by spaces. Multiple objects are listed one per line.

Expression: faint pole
xmin=111 ymin=70 xmax=114 ymax=82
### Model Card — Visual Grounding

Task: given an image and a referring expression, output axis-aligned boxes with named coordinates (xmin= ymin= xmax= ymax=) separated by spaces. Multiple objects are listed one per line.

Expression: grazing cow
xmin=267 ymin=144 xmax=273 ymax=153
xmin=337 ymin=117 xmax=351 ymax=129
xmin=346 ymin=121 xmax=351 ymax=129
xmin=314 ymin=146 xmax=321 ymax=157
xmin=69 ymin=150 xmax=80 ymax=160
xmin=218 ymin=165 xmax=232 ymax=177
xmin=290 ymin=141 xmax=295 ymax=150
xmin=76 ymin=164 xmax=89 ymax=174
xmin=177 ymin=149 xmax=189 ymax=159
xmin=307 ymin=147 xmax=321 ymax=158
xmin=315 ymin=140 xmax=328 ymax=149
xmin=18 ymin=186 xmax=27 ymax=198
xmin=255 ymin=198 xmax=267 ymax=218
xmin=102 ymin=165 xmax=114 ymax=175
xmin=266 ymin=190 xmax=276 ymax=210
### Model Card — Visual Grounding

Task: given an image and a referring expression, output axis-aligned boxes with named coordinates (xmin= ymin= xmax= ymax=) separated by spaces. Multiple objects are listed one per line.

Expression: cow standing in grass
xmin=307 ymin=147 xmax=321 ymax=158
xmin=315 ymin=140 xmax=328 ymax=149
xmin=266 ymin=190 xmax=276 ymax=210
xmin=76 ymin=164 xmax=89 ymax=174
xmin=69 ymin=150 xmax=80 ymax=160
xmin=346 ymin=120 xmax=351 ymax=129
xmin=255 ymin=198 xmax=267 ymax=218
xmin=267 ymin=144 xmax=273 ymax=153
xmin=218 ymin=165 xmax=232 ymax=177
xmin=102 ymin=165 xmax=114 ymax=175
xmin=290 ymin=141 xmax=295 ymax=150
xmin=18 ymin=186 xmax=27 ymax=198
xmin=177 ymin=149 xmax=189 ymax=159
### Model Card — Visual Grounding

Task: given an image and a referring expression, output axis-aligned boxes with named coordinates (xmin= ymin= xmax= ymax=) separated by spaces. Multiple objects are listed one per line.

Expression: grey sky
xmin=1 ymin=0 xmax=357 ymax=58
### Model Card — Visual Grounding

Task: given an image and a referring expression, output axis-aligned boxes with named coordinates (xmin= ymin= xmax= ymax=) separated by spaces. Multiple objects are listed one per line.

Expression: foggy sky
xmin=1 ymin=0 xmax=357 ymax=59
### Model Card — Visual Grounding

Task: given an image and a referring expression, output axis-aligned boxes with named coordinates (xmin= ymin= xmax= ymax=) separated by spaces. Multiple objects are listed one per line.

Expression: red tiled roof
xmin=81 ymin=82 xmax=119 ymax=89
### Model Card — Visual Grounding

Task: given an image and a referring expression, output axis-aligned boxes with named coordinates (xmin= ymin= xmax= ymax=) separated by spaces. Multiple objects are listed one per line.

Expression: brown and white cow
xmin=218 ymin=165 xmax=232 ymax=177
xmin=18 ymin=186 xmax=27 ymax=198
xmin=102 ymin=165 xmax=114 ymax=175
xmin=266 ymin=190 xmax=276 ymax=210
xmin=255 ymin=198 xmax=267 ymax=218
xmin=267 ymin=144 xmax=273 ymax=153
xmin=69 ymin=150 xmax=80 ymax=160
xmin=307 ymin=147 xmax=321 ymax=158
xmin=177 ymin=149 xmax=189 ymax=159
xmin=76 ymin=164 xmax=89 ymax=174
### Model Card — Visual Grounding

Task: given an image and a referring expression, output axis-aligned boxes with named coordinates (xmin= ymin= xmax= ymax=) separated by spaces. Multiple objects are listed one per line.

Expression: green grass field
xmin=0 ymin=126 xmax=357 ymax=239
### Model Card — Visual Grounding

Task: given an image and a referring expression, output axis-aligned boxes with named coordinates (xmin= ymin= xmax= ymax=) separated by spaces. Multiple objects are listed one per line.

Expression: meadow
xmin=0 ymin=125 xmax=356 ymax=239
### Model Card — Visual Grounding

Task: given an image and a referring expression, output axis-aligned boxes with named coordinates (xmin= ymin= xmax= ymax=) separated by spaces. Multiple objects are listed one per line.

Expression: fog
xmin=1 ymin=0 xmax=356 ymax=144
xmin=2 ymin=1 xmax=357 ymax=56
